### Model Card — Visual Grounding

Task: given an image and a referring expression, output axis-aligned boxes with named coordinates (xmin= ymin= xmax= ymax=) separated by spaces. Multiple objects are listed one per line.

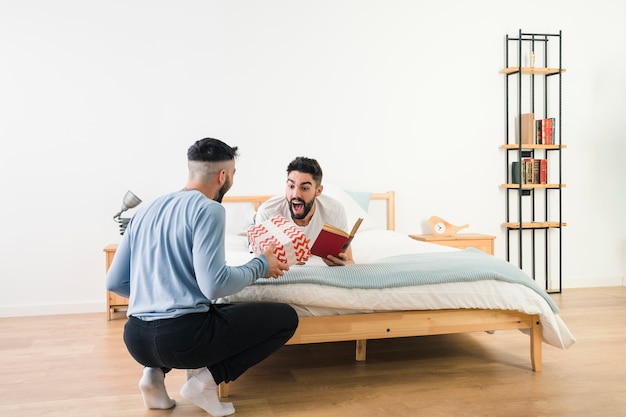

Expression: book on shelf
xmin=310 ymin=218 xmax=363 ymax=259
xmin=511 ymin=159 xmax=547 ymax=184
xmin=523 ymin=158 xmax=534 ymax=184
xmin=536 ymin=119 xmax=542 ymax=144
xmin=536 ymin=117 xmax=555 ymax=144
xmin=539 ymin=158 xmax=547 ymax=184
xmin=545 ymin=118 xmax=554 ymax=145
xmin=533 ymin=159 xmax=540 ymax=184
xmin=511 ymin=161 xmax=521 ymax=184
xmin=515 ymin=113 xmax=535 ymax=144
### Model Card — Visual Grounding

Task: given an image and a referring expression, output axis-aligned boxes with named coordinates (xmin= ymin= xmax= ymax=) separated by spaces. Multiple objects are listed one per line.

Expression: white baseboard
xmin=0 ymin=301 xmax=104 ymax=318
xmin=564 ymin=276 xmax=624 ymax=289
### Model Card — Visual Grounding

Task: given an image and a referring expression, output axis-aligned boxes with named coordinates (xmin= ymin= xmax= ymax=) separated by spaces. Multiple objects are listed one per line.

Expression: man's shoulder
xmin=256 ymin=195 xmax=288 ymax=222
xmin=181 ymin=191 xmax=223 ymax=210
xmin=316 ymin=194 xmax=343 ymax=210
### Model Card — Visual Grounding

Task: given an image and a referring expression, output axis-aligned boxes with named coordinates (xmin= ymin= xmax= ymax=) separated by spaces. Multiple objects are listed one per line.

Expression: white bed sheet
xmin=223 ymin=230 xmax=576 ymax=349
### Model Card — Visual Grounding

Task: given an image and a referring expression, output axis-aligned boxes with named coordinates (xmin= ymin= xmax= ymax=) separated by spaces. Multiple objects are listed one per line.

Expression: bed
xmin=218 ymin=188 xmax=576 ymax=396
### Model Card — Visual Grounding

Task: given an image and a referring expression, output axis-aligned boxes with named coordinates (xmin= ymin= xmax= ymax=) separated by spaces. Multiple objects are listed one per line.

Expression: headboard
xmin=222 ymin=191 xmax=395 ymax=231
xmin=369 ymin=191 xmax=395 ymax=231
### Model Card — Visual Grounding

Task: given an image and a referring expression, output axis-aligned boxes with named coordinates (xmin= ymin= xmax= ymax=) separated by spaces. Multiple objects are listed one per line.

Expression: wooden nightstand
xmin=409 ymin=233 xmax=495 ymax=255
xmin=104 ymin=244 xmax=128 ymax=320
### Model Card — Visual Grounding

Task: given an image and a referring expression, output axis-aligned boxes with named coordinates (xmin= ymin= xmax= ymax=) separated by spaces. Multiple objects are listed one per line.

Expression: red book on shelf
xmin=544 ymin=118 xmax=553 ymax=145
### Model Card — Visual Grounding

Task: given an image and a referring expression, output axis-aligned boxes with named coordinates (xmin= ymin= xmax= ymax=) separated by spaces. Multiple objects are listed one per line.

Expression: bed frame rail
xmin=218 ymin=309 xmax=542 ymax=397
xmin=287 ymin=309 xmax=542 ymax=370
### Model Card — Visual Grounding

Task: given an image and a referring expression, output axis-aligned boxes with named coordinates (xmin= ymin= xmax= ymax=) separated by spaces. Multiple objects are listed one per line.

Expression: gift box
xmin=247 ymin=215 xmax=311 ymax=266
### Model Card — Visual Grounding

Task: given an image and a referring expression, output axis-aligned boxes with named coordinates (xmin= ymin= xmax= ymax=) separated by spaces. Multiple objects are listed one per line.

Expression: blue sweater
xmin=106 ymin=190 xmax=269 ymax=320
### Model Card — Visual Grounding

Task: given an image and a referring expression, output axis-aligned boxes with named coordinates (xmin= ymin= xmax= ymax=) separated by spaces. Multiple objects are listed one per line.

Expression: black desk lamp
xmin=113 ymin=190 xmax=142 ymax=235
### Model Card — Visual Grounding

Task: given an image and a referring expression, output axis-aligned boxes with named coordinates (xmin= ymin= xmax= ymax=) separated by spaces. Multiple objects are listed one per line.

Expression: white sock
xmin=186 ymin=368 xmax=202 ymax=379
xmin=138 ymin=367 xmax=176 ymax=409
xmin=180 ymin=368 xmax=235 ymax=416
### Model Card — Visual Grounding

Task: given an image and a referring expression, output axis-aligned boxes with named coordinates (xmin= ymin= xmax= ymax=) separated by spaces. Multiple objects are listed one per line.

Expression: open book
xmin=310 ymin=218 xmax=363 ymax=259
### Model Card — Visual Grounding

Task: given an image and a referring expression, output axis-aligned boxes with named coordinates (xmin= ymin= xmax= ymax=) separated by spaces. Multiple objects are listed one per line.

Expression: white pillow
xmin=321 ymin=183 xmax=372 ymax=231
xmin=224 ymin=204 xmax=256 ymax=236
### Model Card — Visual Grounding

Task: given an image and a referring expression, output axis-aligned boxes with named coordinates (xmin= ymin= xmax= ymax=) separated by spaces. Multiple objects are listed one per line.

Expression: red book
xmin=311 ymin=218 xmax=363 ymax=259
xmin=544 ymin=118 xmax=553 ymax=145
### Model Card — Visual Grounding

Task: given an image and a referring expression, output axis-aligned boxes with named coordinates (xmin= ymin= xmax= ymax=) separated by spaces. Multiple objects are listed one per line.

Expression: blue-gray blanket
xmin=254 ymin=248 xmax=559 ymax=313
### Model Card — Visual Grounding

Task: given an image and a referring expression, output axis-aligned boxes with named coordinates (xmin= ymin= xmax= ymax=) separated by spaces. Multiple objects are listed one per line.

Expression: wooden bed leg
xmin=356 ymin=339 xmax=367 ymax=361
xmin=530 ymin=315 xmax=543 ymax=372
xmin=219 ymin=382 xmax=229 ymax=398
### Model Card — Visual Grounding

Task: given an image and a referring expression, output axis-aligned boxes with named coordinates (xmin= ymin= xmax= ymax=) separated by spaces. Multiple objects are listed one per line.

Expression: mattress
xmin=221 ymin=229 xmax=576 ymax=349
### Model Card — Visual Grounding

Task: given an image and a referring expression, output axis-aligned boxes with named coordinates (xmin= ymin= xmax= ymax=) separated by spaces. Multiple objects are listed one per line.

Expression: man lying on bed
xmin=255 ymin=156 xmax=355 ymax=266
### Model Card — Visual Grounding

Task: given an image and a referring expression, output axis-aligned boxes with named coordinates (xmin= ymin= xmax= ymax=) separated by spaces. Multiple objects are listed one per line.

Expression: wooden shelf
xmin=503 ymin=222 xmax=567 ymax=229
xmin=500 ymin=67 xmax=566 ymax=75
xmin=502 ymin=30 xmax=565 ymax=293
xmin=501 ymin=144 xmax=566 ymax=150
xmin=501 ymin=184 xmax=566 ymax=189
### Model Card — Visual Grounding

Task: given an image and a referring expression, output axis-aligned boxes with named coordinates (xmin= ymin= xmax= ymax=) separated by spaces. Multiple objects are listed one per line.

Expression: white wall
xmin=0 ymin=0 xmax=624 ymax=317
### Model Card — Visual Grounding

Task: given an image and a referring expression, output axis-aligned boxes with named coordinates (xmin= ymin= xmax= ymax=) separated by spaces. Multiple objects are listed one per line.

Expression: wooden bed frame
xmin=217 ymin=192 xmax=543 ymax=397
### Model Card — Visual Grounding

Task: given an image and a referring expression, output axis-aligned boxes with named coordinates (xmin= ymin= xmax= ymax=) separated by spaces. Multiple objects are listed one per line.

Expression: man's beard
xmin=214 ymin=176 xmax=232 ymax=203
xmin=289 ymin=196 xmax=315 ymax=220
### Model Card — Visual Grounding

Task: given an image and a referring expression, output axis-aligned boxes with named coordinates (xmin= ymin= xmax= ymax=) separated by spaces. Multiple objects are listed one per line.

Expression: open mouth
xmin=291 ymin=199 xmax=305 ymax=216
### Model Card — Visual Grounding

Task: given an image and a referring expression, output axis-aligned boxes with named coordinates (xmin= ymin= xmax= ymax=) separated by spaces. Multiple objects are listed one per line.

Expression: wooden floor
xmin=1 ymin=286 xmax=624 ymax=417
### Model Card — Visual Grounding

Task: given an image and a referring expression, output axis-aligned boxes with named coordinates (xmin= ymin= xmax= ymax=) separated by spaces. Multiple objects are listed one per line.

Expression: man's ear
xmin=218 ymin=169 xmax=227 ymax=185
xmin=316 ymin=184 xmax=323 ymax=196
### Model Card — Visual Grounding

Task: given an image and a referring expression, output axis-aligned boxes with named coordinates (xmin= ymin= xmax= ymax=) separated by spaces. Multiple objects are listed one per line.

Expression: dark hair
xmin=187 ymin=138 xmax=239 ymax=162
xmin=287 ymin=156 xmax=323 ymax=185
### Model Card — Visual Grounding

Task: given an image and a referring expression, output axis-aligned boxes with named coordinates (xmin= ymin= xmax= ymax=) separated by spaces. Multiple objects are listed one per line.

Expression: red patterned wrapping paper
xmin=247 ymin=215 xmax=311 ymax=266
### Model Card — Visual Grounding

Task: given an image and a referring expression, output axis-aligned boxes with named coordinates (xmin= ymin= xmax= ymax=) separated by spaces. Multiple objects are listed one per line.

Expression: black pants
xmin=123 ymin=302 xmax=298 ymax=384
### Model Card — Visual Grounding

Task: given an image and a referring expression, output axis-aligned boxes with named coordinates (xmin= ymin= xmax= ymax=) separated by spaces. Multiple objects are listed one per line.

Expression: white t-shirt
xmin=255 ymin=194 xmax=347 ymax=244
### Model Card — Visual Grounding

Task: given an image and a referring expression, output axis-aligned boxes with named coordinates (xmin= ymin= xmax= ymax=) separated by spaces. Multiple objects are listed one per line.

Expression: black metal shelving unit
xmin=501 ymin=29 xmax=565 ymax=293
